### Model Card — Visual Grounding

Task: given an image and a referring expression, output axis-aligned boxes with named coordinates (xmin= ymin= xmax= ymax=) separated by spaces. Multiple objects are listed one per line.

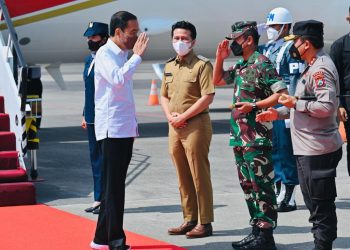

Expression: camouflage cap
xmin=226 ymin=21 xmax=257 ymax=40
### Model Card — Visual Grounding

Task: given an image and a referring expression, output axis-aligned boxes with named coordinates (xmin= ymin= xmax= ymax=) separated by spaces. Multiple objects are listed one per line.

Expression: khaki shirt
xmin=161 ymin=51 xmax=215 ymax=114
xmin=278 ymin=50 xmax=343 ymax=155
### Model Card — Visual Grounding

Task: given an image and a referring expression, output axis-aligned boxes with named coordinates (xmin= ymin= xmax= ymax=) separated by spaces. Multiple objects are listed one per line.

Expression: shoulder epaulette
xmin=197 ymin=55 xmax=210 ymax=62
xmin=166 ymin=56 xmax=176 ymax=63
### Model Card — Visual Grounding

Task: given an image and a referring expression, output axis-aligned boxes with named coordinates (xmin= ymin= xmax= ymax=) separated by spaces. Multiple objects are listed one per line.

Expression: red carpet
xmin=0 ymin=204 xmax=186 ymax=250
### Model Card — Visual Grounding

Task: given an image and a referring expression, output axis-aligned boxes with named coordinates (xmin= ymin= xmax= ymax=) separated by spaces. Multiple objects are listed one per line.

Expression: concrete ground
xmin=30 ymin=61 xmax=350 ymax=250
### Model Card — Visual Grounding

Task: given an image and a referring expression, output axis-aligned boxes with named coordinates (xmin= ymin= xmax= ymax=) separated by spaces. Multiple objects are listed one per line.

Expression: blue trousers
xmin=272 ymin=120 xmax=299 ymax=185
xmin=87 ymin=123 xmax=103 ymax=201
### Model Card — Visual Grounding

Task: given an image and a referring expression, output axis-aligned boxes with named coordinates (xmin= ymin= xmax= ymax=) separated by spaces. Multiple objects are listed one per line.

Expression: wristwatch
xmin=252 ymin=102 xmax=258 ymax=112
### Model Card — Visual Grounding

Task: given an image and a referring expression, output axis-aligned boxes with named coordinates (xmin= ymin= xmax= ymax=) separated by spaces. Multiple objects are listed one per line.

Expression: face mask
xmin=172 ymin=40 xmax=192 ymax=56
xmin=230 ymin=40 xmax=245 ymax=56
xmin=267 ymin=27 xmax=279 ymax=41
xmin=266 ymin=25 xmax=285 ymax=41
xmin=289 ymin=42 xmax=304 ymax=60
xmin=88 ymin=40 xmax=102 ymax=51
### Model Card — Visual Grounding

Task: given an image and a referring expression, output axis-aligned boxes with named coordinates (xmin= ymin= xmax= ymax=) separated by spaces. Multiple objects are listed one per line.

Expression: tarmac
xmin=31 ymin=61 xmax=350 ymax=250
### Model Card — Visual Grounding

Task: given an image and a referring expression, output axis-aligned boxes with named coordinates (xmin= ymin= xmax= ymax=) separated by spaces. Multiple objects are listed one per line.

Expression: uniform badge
xmin=89 ymin=22 xmax=94 ymax=28
xmin=313 ymin=71 xmax=325 ymax=88
xmin=164 ymin=73 xmax=172 ymax=76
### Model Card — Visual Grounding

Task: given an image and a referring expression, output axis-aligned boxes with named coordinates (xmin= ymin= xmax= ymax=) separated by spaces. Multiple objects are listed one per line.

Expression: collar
xmin=91 ymin=52 xmax=96 ymax=59
xmin=175 ymin=50 xmax=195 ymax=65
xmin=243 ymin=51 xmax=260 ymax=65
xmin=106 ymin=38 xmax=128 ymax=58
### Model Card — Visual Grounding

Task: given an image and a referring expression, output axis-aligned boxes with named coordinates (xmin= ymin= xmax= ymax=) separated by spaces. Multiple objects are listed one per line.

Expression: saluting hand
xmin=133 ymin=32 xmax=149 ymax=57
xmin=216 ymin=40 xmax=231 ymax=60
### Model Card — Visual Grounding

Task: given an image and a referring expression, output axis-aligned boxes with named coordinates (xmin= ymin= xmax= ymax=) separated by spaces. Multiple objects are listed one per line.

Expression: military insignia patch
xmin=313 ymin=71 xmax=325 ymax=88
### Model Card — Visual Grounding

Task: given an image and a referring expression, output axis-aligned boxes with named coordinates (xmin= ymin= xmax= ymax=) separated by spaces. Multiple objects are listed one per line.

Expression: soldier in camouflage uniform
xmin=213 ymin=21 xmax=288 ymax=250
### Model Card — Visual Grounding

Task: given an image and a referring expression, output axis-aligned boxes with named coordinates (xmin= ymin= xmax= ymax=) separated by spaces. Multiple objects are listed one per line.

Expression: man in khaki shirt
xmin=160 ymin=21 xmax=215 ymax=239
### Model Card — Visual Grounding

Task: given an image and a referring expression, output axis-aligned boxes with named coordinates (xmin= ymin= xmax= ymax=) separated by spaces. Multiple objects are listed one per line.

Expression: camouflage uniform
xmin=223 ymin=51 xmax=286 ymax=229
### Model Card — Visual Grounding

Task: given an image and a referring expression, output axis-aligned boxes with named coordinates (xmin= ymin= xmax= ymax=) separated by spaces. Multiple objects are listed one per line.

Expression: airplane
xmin=1 ymin=0 xmax=349 ymax=87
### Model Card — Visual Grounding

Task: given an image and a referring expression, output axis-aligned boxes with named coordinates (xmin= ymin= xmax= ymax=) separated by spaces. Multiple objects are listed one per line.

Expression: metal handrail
xmin=0 ymin=0 xmax=28 ymax=112
xmin=0 ymin=0 xmax=26 ymax=67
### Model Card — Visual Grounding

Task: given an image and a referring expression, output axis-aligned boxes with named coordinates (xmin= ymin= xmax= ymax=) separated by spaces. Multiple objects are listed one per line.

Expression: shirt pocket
xmin=182 ymin=74 xmax=199 ymax=94
xmin=164 ymin=75 xmax=174 ymax=94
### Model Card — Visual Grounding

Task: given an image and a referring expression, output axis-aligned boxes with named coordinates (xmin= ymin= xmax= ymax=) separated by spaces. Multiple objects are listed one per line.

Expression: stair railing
xmin=0 ymin=0 xmax=28 ymax=164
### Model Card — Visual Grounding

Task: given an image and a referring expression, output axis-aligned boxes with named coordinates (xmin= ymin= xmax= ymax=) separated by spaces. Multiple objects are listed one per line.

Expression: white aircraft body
xmin=1 ymin=0 xmax=349 ymax=64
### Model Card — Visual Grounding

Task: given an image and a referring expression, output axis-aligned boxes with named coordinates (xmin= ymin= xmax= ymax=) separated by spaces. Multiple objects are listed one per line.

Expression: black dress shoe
xmin=85 ymin=204 xmax=100 ymax=213
xmin=92 ymin=206 xmax=100 ymax=214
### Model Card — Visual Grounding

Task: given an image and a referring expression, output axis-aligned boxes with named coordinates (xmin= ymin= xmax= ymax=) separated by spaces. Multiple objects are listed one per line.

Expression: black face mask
xmin=88 ymin=40 xmax=103 ymax=51
xmin=230 ymin=40 xmax=244 ymax=56
xmin=289 ymin=42 xmax=304 ymax=61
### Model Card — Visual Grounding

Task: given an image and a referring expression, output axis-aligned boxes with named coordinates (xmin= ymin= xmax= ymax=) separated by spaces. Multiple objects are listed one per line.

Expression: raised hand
xmin=133 ymin=32 xmax=149 ymax=56
xmin=216 ymin=39 xmax=231 ymax=60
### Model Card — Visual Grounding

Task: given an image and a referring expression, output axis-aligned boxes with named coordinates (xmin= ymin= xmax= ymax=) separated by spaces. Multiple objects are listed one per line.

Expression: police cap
xmin=83 ymin=22 xmax=109 ymax=37
xmin=285 ymin=20 xmax=323 ymax=41
xmin=226 ymin=21 xmax=257 ymax=40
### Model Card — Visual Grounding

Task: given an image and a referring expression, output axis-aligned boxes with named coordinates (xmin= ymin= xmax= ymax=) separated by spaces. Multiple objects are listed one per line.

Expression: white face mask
xmin=267 ymin=25 xmax=285 ymax=41
xmin=172 ymin=40 xmax=192 ymax=56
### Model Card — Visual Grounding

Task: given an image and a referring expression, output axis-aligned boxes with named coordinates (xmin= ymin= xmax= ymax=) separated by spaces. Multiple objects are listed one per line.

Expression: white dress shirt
xmin=94 ymin=39 xmax=142 ymax=140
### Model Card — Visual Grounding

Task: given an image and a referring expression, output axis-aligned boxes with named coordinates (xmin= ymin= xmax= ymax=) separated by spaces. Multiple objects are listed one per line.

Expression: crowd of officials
xmin=81 ymin=7 xmax=350 ymax=250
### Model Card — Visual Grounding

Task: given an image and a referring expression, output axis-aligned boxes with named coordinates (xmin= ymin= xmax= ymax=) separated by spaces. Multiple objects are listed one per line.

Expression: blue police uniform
xmin=263 ymin=39 xmax=303 ymax=184
xmin=261 ymin=38 xmax=304 ymax=211
xmin=83 ymin=53 xmax=102 ymax=202
xmin=83 ymin=21 xmax=108 ymax=203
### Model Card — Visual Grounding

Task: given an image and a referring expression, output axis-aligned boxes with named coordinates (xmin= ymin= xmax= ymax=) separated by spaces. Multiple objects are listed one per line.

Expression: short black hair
xmin=243 ymin=27 xmax=260 ymax=45
xmin=171 ymin=21 xmax=197 ymax=40
xmin=301 ymin=35 xmax=324 ymax=49
xmin=110 ymin=11 xmax=137 ymax=36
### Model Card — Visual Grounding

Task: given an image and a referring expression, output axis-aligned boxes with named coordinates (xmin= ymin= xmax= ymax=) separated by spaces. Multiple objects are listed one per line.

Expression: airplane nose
xmin=140 ymin=18 xmax=176 ymax=35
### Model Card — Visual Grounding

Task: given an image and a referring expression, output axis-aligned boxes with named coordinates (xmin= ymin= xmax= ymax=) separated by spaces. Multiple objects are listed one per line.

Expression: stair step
xmin=0 ymin=168 xmax=28 ymax=183
xmin=0 ymin=131 xmax=16 ymax=151
xmin=0 ymin=151 xmax=19 ymax=170
xmin=0 ymin=96 xmax=4 ymax=113
xmin=0 ymin=182 xmax=36 ymax=207
xmin=0 ymin=113 xmax=10 ymax=131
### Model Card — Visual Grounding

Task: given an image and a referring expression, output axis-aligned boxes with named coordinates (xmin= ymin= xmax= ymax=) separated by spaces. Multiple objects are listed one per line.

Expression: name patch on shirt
xmin=313 ymin=71 xmax=326 ymax=88
xmin=164 ymin=73 xmax=173 ymax=77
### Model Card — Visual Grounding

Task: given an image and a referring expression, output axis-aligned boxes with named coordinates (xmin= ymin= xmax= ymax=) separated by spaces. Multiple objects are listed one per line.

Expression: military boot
xmin=231 ymin=225 xmax=259 ymax=248
xmin=312 ymin=239 xmax=332 ymax=250
xmin=277 ymin=184 xmax=297 ymax=212
xmin=232 ymin=228 xmax=276 ymax=250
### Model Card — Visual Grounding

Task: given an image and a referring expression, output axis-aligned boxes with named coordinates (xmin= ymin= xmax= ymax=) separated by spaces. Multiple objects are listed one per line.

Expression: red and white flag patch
xmin=313 ymin=71 xmax=326 ymax=88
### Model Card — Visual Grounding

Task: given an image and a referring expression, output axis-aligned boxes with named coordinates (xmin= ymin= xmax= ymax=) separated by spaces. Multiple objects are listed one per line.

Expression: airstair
xmin=0 ymin=0 xmax=36 ymax=206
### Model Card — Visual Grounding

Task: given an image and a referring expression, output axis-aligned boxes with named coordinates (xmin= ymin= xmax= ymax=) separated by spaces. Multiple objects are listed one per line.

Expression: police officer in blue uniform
xmin=82 ymin=21 xmax=108 ymax=214
xmin=261 ymin=8 xmax=304 ymax=212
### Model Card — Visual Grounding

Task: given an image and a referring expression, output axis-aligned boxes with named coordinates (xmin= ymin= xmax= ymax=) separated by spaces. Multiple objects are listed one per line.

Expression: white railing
xmin=0 ymin=0 xmax=28 ymax=169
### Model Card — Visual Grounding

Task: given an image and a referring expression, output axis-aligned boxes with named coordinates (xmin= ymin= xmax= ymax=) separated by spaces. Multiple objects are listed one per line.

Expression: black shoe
xmin=92 ymin=206 xmax=100 ymax=214
xmin=277 ymin=201 xmax=297 ymax=212
xmin=233 ymin=228 xmax=276 ymax=250
xmin=232 ymin=225 xmax=259 ymax=248
xmin=85 ymin=204 xmax=100 ymax=213
xmin=314 ymin=239 xmax=332 ymax=250
xmin=277 ymin=185 xmax=296 ymax=212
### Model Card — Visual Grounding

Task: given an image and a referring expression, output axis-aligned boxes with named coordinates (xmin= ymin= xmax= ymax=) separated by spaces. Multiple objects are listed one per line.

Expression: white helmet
xmin=266 ymin=7 xmax=293 ymax=25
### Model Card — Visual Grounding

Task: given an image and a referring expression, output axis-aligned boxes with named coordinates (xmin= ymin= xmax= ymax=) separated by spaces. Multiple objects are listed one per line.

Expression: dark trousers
xmin=296 ymin=148 xmax=342 ymax=244
xmin=344 ymin=116 xmax=350 ymax=175
xmin=94 ymin=137 xmax=134 ymax=247
xmin=87 ymin=124 xmax=102 ymax=201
